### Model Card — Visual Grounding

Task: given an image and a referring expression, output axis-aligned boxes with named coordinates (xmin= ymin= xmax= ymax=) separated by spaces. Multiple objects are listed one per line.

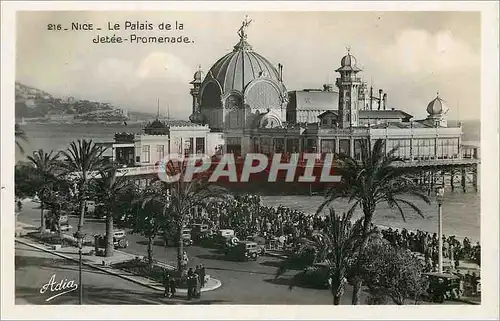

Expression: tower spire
xmin=156 ymin=98 xmax=160 ymax=119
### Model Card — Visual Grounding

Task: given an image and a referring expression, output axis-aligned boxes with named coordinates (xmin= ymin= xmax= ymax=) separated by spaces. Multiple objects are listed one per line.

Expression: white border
xmin=1 ymin=1 xmax=499 ymax=320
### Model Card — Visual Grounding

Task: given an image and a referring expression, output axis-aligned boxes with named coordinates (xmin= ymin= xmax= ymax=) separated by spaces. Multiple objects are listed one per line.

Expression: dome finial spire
xmin=346 ymin=45 xmax=351 ymax=54
xmin=437 ymin=91 xmax=440 ymax=97
xmin=238 ymin=15 xmax=252 ymax=40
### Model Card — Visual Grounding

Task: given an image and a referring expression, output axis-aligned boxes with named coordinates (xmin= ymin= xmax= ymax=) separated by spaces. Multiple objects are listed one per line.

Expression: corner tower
xmin=335 ymin=48 xmax=363 ymax=128
xmin=189 ymin=65 xmax=205 ymax=124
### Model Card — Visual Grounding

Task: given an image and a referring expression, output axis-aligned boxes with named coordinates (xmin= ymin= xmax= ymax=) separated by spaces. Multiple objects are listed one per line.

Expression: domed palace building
xmin=104 ymin=18 xmax=478 ymax=191
xmin=190 ymin=16 xmax=288 ymax=156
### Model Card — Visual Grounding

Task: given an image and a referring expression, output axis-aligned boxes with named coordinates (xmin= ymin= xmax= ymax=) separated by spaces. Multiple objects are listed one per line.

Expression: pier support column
xmin=430 ymin=170 xmax=435 ymax=193
xmin=473 ymin=165 xmax=478 ymax=192
xmin=450 ymin=169 xmax=455 ymax=191
xmin=461 ymin=168 xmax=467 ymax=193
xmin=427 ymin=171 xmax=432 ymax=196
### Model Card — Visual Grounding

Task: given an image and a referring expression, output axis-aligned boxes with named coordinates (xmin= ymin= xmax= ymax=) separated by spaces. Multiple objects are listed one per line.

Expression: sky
xmin=16 ymin=11 xmax=481 ymax=121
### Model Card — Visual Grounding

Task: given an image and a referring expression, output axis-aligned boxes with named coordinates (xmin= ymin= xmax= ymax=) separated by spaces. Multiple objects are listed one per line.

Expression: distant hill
xmin=15 ymin=82 xmax=121 ymax=120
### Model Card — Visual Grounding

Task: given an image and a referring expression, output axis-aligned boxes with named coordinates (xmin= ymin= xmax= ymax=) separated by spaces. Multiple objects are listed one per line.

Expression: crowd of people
xmin=162 ymin=264 xmax=206 ymax=300
xmin=200 ymin=195 xmax=481 ymax=266
xmin=202 ymin=195 xmax=327 ymax=246
xmin=380 ymin=227 xmax=481 ymax=269
xmin=192 ymin=194 xmax=482 ymax=298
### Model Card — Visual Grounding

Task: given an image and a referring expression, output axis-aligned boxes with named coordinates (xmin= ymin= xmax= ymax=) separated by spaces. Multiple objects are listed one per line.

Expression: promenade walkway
xmin=15 ymin=222 xmax=222 ymax=295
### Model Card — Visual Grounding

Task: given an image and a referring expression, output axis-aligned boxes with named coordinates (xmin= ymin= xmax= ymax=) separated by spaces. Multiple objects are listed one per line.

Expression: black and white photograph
xmin=1 ymin=2 xmax=499 ymax=320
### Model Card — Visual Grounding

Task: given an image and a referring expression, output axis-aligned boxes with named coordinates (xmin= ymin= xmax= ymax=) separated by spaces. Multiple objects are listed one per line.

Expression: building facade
xmin=104 ymin=19 xmax=474 ymax=169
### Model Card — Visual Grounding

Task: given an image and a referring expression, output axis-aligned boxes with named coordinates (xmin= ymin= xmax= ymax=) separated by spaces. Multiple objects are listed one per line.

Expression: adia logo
xmin=39 ymin=274 xmax=78 ymax=302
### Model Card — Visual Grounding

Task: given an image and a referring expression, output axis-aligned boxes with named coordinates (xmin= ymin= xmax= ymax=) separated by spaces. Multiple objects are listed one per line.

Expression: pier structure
xmin=86 ymin=19 xmax=480 ymax=195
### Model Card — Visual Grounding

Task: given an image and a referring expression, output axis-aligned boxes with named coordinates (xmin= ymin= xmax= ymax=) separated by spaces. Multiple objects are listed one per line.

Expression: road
xmin=17 ymin=200 xmax=343 ymax=304
xmin=15 ymin=242 xmax=174 ymax=305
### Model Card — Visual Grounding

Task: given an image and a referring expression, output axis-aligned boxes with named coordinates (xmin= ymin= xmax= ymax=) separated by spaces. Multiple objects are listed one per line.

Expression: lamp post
xmin=436 ymin=186 xmax=445 ymax=273
xmin=75 ymin=230 xmax=84 ymax=305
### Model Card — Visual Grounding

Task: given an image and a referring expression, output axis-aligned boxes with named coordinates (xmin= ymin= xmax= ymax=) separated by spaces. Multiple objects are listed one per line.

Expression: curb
xmin=264 ymin=251 xmax=288 ymax=260
xmin=15 ymin=238 xmax=222 ymax=294
xmin=457 ymin=298 xmax=481 ymax=305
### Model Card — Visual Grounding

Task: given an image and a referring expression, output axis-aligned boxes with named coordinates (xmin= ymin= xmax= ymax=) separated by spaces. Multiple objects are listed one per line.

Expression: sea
xmin=15 ymin=121 xmax=481 ymax=241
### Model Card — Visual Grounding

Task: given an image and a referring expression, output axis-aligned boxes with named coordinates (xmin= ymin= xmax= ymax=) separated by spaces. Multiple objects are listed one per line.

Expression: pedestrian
xmin=163 ymin=270 xmax=171 ymax=298
xmin=194 ymin=271 xmax=201 ymax=298
xmin=182 ymin=251 xmax=189 ymax=269
xmin=195 ymin=265 xmax=200 ymax=279
xmin=199 ymin=264 xmax=206 ymax=288
xmin=169 ymin=273 xmax=177 ymax=298
xmin=471 ymin=272 xmax=478 ymax=295
xmin=187 ymin=268 xmax=194 ymax=300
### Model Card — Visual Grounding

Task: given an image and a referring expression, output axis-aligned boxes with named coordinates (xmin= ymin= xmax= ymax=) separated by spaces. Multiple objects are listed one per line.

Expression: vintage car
xmin=95 ymin=229 xmax=129 ymax=249
xmin=191 ymin=223 xmax=212 ymax=244
xmin=58 ymin=215 xmax=72 ymax=232
xmin=246 ymin=235 xmax=267 ymax=255
xmin=181 ymin=228 xmax=193 ymax=246
xmin=225 ymin=241 xmax=259 ymax=261
xmin=215 ymin=229 xmax=235 ymax=246
xmin=423 ymin=272 xmax=463 ymax=303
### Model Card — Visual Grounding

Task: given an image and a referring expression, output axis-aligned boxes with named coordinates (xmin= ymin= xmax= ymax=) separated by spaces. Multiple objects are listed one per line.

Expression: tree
xmin=42 ymin=179 xmax=73 ymax=236
xmin=130 ymin=187 xmax=164 ymax=268
xmin=358 ymin=241 xmax=429 ymax=305
xmin=15 ymin=164 xmax=37 ymax=201
xmin=275 ymin=209 xmax=366 ymax=305
xmin=142 ymin=160 xmax=226 ymax=273
xmin=61 ymin=139 xmax=107 ymax=240
xmin=15 ymin=123 xmax=28 ymax=154
xmin=26 ymin=149 xmax=61 ymax=231
xmin=95 ymin=165 xmax=132 ymax=257
xmin=318 ymin=139 xmax=430 ymax=304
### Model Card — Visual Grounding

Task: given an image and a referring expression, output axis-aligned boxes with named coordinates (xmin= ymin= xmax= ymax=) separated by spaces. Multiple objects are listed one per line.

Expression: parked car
xmin=225 ymin=241 xmax=259 ymax=261
xmin=423 ymin=272 xmax=463 ymax=303
xmin=246 ymin=235 xmax=266 ymax=255
xmin=216 ymin=229 xmax=235 ymax=246
xmin=191 ymin=223 xmax=212 ymax=244
xmin=181 ymin=228 xmax=193 ymax=246
xmin=95 ymin=229 xmax=129 ymax=249
xmin=58 ymin=215 xmax=72 ymax=232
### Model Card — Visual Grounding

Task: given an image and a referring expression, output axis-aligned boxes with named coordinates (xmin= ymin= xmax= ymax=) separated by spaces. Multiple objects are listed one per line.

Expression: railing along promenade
xmin=68 ymin=153 xmax=479 ymax=180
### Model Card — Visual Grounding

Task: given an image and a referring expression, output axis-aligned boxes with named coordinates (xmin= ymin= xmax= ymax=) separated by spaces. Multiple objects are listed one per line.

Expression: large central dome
xmin=205 ymin=39 xmax=282 ymax=94
xmin=198 ymin=18 xmax=288 ymax=131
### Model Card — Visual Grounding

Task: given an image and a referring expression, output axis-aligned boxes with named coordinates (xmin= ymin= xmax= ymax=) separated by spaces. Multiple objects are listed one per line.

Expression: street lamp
xmin=436 ymin=186 xmax=445 ymax=273
xmin=75 ymin=229 xmax=84 ymax=305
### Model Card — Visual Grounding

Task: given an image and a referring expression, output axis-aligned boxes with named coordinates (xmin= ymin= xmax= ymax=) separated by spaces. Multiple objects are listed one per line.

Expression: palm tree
xmin=318 ymin=139 xmax=430 ymax=305
xmin=275 ymin=209 xmax=366 ymax=305
xmin=61 ymin=139 xmax=107 ymax=239
xmin=142 ymin=160 xmax=226 ymax=273
xmin=97 ymin=165 xmax=132 ymax=257
xmin=15 ymin=123 xmax=28 ymax=154
xmin=131 ymin=187 xmax=165 ymax=268
xmin=26 ymin=149 xmax=61 ymax=231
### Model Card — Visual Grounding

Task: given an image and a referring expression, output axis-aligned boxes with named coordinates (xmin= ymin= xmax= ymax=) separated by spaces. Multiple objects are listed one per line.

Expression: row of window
xmin=138 ymin=137 xmax=206 ymax=163
xmin=210 ymin=137 xmax=460 ymax=160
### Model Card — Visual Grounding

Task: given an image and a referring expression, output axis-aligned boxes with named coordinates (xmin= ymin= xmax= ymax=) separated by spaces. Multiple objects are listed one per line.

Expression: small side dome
xmin=193 ymin=69 xmax=204 ymax=81
xmin=427 ymin=93 xmax=448 ymax=115
xmin=336 ymin=48 xmax=362 ymax=72
xmin=191 ymin=66 xmax=204 ymax=84
xmin=341 ymin=53 xmax=357 ymax=67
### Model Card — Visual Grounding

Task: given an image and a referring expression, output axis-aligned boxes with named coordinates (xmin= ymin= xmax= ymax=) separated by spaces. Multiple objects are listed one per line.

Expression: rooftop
xmin=317 ymin=110 xmax=414 ymax=120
